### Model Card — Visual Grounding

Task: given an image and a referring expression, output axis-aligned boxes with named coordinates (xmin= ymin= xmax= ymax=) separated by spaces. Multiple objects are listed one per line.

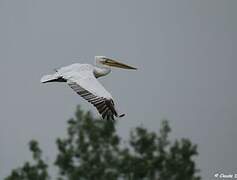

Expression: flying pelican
xmin=41 ymin=56 xmax=137 ymax=120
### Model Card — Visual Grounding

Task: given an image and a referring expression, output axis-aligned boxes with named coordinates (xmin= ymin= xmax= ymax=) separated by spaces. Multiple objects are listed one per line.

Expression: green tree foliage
xmin=5 ymin=106 xmax=201 ymax=180
xmin=5 ymin=140 xmax=49 ymax=180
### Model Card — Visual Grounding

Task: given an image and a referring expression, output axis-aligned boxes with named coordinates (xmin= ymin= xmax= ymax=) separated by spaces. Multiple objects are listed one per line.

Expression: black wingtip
xmin=118 ymin=114 xmax=125 ymax=118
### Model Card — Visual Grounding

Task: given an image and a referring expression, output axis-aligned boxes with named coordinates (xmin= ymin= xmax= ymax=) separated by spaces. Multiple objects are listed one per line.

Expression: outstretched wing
xmin=65 ymin=70 xmax=122 ymax=120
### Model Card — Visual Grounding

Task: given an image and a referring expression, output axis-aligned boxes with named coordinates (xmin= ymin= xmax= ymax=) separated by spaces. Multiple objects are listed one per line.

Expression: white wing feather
xmin=57 ymin=64 xmax=122 ymax=120
xmin=68 ymin=73 xmax=112 ymax=99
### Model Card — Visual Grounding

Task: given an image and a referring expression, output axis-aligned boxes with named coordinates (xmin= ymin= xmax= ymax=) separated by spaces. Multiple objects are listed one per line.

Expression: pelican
xmin=40 ymin=56 xmax=137 ymax=120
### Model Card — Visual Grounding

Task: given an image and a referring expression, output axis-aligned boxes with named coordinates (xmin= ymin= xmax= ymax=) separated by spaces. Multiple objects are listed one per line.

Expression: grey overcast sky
xmin=0 ymin=0 xmax=236 ymax=179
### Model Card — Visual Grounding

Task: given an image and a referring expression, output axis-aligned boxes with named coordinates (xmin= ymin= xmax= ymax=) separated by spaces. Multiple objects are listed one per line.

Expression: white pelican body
xmin=41 ymin=56 xmax=136 ymax=120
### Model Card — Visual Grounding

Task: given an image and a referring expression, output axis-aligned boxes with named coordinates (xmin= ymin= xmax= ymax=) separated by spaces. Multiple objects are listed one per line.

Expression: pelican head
xmin=95 ymin=56 xmax=137 ymax=70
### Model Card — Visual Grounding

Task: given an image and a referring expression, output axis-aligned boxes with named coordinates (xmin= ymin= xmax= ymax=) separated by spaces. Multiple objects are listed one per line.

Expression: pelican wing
xmin=66 ymin=71 xmax=119 ymax=120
